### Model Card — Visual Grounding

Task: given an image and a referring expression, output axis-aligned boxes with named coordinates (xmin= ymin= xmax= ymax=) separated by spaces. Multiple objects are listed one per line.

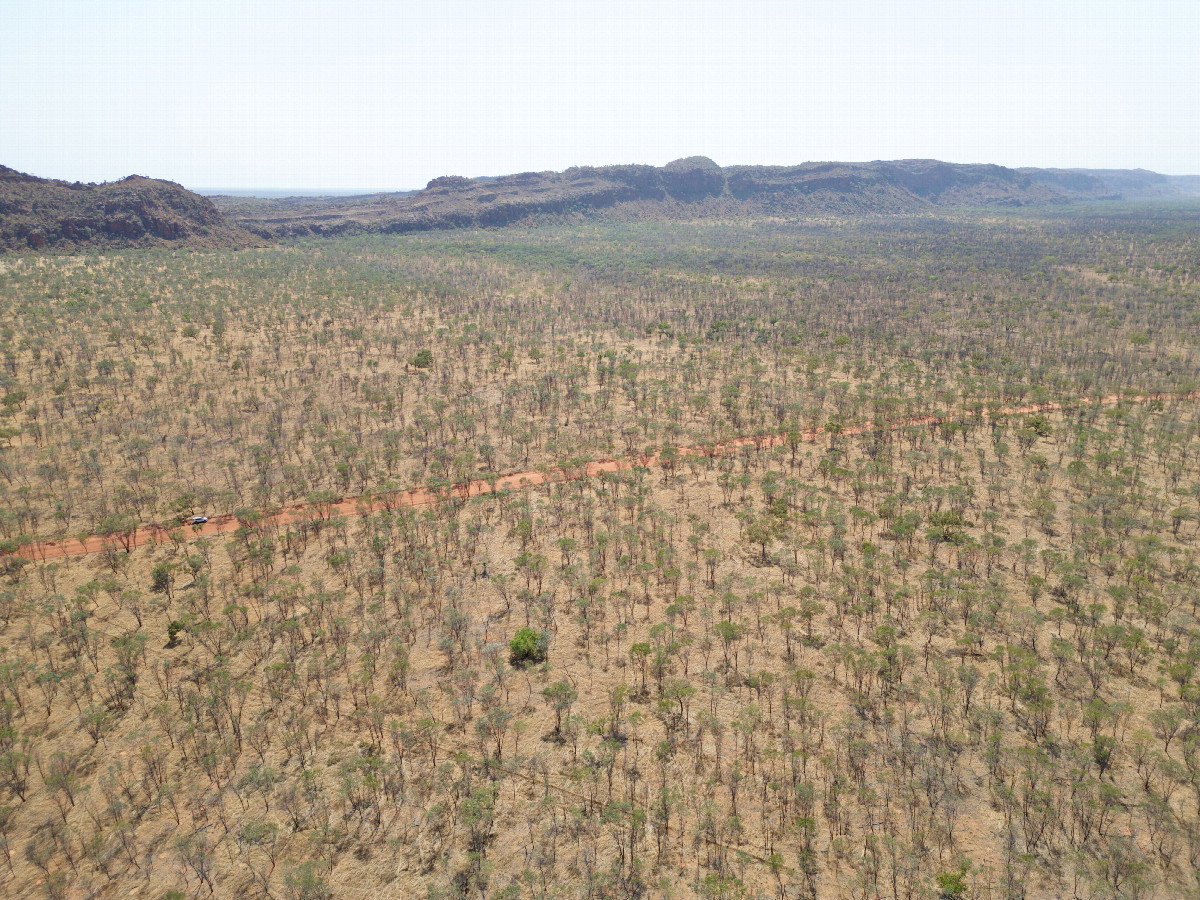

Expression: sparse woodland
xmin=0 ymin=208 xmax=1198 ymax=900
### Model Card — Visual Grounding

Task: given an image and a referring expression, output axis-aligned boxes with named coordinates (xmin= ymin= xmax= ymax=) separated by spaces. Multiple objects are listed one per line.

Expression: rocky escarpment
xmin=0 ymin=166 xmax=258 ymax=252
xmin=214 ymin=157 xmax=1200 ymax=238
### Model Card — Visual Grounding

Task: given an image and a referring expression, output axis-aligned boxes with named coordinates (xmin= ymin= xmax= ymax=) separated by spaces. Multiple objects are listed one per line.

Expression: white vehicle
xmin=191 ymin=516 xmax=209 ymax=525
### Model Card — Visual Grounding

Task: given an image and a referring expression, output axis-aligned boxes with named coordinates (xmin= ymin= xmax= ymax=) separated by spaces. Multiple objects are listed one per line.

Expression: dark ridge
xmin=0 ymin=166 xmax=259 ymax=252
xmin=212 ymin=158 xmax=1200 ymax=239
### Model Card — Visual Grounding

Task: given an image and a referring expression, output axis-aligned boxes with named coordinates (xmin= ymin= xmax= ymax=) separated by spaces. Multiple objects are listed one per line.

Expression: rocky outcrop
xmin=0 ymin=166 xmax=258 ymax=252
xmin=213 ymin=157 xmax=1200 ymax=239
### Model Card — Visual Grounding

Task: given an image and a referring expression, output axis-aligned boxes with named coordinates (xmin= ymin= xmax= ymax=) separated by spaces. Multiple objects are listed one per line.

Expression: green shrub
xmin=151 ymin=563 xmax=173 ymax=594
xmin=283 ymin=860 xmax=332 ymax=900
xmin=167 ymin=620 xmax=186 ymax=647
xmin=936 ymin=862 xmax=970 ymax=899
xmin=509 ymin=627 xmax=549 ymax=666
xmin=1025 ymin=413 xmax=1053 ymax=437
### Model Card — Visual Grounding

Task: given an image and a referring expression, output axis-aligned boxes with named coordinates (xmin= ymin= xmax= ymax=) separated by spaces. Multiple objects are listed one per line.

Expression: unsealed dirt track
xmin=11 ymin=391 xmax=1195 ymax=562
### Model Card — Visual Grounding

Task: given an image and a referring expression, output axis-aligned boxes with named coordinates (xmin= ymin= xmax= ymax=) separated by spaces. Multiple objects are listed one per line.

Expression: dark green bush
xmin=509 ymin=627 xmax=549 ymax=666
xmin=1025 ymin=413 xmax=1053 ymax=437
xmin=151 ymin=563 xmax=173 ymax=594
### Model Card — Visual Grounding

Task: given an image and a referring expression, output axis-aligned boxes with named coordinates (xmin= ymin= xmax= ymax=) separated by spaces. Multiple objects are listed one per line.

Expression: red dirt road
xmin=11 ymin=390 xmax=1194 ymax=562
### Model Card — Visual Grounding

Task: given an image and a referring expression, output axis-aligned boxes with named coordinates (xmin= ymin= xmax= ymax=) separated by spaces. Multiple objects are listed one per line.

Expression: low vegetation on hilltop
xmin=211 ymin=159 xmax=1200 ymax=238
xmin=0 ymin=166 xmax=258 ymax=253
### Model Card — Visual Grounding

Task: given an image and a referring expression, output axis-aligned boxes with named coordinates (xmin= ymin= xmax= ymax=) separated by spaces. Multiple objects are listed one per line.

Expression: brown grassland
xmin=0 ymin=210 xmax=1198 ymax=900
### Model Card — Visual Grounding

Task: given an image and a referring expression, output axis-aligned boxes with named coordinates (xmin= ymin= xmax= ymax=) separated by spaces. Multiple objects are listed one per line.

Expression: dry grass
xmin=0 ymin=215 xmax=1199 ymax=900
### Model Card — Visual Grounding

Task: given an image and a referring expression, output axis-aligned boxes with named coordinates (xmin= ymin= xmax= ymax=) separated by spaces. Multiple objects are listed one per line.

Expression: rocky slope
xmin=0 ymin=166 xmax=258 ymax=252
xmin=6 ymin=159 xmax=1197 ymax=251
xmin=214 ymin=157 xmax=1200 ymax=237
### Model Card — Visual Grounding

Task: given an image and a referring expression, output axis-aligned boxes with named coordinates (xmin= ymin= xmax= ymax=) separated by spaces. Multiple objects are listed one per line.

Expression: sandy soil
xmin=12 ymin=390 xmax=1191 ymax=562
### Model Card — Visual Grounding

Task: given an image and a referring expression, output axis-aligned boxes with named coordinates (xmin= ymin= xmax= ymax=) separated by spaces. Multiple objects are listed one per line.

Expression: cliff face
xmin=8 ymin=159 xmax=1196 ymax=251
xmin=214 ymin=157 xmax=1200 ymax=239
xmin=0 ymin=167 xmax=257 ymax=252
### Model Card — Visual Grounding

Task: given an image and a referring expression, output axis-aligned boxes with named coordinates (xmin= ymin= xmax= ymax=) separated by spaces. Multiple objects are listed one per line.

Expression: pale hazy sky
xmin=2 ymin=0 xmax=1198 ymax=191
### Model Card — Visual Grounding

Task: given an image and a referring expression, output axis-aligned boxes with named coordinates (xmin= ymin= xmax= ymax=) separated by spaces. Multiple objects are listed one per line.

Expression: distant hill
xmin=0 ymin=166 xmax=258 ymax=252
xmin=213 ymin=157 xmax=1200 ymax=238
xmin=5 ymin=160 xmax=1199 ymax=252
